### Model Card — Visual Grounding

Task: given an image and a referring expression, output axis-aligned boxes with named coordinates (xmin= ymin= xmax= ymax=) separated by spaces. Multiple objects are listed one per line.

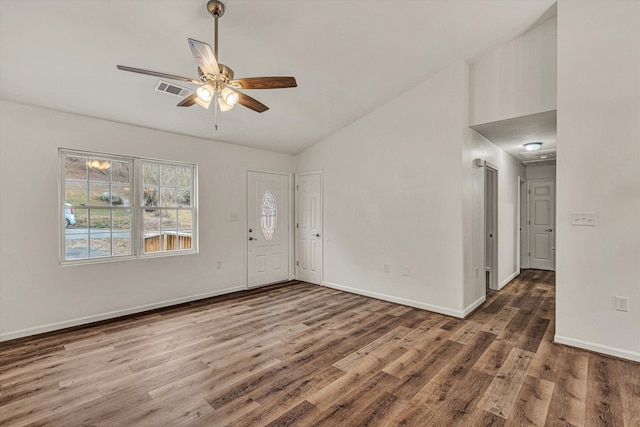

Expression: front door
xmin=295 ymin=172 xmax=322 ymax=284
xmin=528 ymin=179 xmax=555 ymax=271
xmin=247 ymin=171 xmax=290 ymax=288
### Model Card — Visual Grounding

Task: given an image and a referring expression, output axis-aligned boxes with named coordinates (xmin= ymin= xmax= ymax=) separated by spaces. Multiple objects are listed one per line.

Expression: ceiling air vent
xmin=154 ymin=81 xmax=190 ymax=98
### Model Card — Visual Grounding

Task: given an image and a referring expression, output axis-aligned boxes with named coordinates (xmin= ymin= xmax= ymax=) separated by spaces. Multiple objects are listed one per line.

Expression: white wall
xmin=0 ymin=100 xmax=295 ymax=340
xmin=526 ymin=164 xmax=556 ymax=180
xmin=471 ymin=133 xmax=526 ymax=295
xmin=470 ymin=15 xmax=557 ymax=126
xmin=556 ymin=0 xmax=640 ymax=362
xmin=296 ymin=61 xmax=472 ymax=317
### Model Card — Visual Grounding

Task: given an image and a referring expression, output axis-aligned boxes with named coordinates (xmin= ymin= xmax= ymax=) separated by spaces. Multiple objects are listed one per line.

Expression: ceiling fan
xmin=117 ymin=0 xmax=297 ymax=129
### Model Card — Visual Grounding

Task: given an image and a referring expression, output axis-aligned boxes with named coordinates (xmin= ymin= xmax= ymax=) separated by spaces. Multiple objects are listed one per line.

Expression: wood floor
xmin=1 ymin=270 xmax=638 ymax=426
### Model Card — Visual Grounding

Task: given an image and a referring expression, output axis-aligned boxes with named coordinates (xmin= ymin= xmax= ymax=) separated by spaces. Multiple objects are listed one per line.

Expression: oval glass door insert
xmin=261 ymin=189 xmax=277 ymax=241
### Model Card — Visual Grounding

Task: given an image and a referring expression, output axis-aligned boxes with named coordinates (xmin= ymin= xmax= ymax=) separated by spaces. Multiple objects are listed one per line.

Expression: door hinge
xmin=528 ymin=252 xmax=531 ymax=256
xmin=296 ymin=261 xmax=299 ymax=266
xmin=296 ymin=185 xmax=299 ymax=190
xmin=296 ymin=222 xmax=299 ymax=228
xmin=528 ymin=220 xmax=530 ymax=225
xmin=528 ymin=189 xmax=531 ymax=194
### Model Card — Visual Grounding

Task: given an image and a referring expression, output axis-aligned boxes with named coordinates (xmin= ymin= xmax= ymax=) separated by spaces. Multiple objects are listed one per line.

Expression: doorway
xmin=485 ymin=165 xmax=498 ymax=290
xmin=295 ymin=171 xmax=323 ymax=284
xmin=247 ymin=171 xmax=290 ymax=288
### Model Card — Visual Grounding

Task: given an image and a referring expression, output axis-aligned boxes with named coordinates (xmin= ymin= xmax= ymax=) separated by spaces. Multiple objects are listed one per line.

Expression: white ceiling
xmin=0 ymin=0 xmax=556 ymax=155
xmin=470 ymin=110 xmax=557 ymax=165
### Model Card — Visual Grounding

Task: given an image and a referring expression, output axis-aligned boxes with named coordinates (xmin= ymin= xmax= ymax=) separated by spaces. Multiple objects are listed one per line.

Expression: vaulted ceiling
xmin=0 ymin=0 xmax=555 ymax=155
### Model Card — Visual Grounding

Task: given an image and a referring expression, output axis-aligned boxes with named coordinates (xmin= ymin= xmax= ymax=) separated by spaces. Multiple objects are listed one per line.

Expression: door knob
xmin=314 ymin=234 xmax=320 ymax=238
xmin=546 ymin=228 xmax=553 ymax=232
xmin=249 ymin=236 xmax=257 ymax=241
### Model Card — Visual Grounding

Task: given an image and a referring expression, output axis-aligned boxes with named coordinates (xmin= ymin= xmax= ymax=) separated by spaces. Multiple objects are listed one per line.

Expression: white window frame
xmin=59 ymin=149 xmax=198 ymax=265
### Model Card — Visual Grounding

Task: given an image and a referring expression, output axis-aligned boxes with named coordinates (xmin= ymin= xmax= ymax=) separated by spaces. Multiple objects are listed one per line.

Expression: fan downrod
xmin=207 ymin=0 xmax=225 ymax=18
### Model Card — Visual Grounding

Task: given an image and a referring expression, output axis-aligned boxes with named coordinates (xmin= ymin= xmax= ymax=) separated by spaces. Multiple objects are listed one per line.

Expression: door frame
xmin=484 ymin=162 xmax=499 ymax=291
xmin=518 ymin=177 xmax=528 ymax=270
xmin=245 ymin=169 xmax=295 ymax=289
xmin=294 ymin=170 xmax=323 ymax=285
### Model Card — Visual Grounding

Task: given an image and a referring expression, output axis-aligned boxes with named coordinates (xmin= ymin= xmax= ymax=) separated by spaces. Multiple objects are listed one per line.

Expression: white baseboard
xmin=0 ymin=286 xmax=246 ymax=342
xmin=322 ymin=281 xmax=464 ymax=318
xmin=499 ymin=270 xmax=520 ymax=290
xmin=462 ymin=295 xmax=487 ymax=317
xmin=554 ymin=335 xmax=640 ymax=363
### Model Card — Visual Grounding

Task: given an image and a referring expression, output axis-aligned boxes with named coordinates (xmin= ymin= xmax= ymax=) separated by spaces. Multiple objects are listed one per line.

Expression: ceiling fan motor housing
xmin=207 ymin=0 xmax=225 ymax=18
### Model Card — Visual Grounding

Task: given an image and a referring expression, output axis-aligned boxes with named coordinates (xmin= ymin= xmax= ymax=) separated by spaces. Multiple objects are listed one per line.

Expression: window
xmin=260 ymin=189 xmax=277 ymax=241
xmin=60 ymin=150 xmax=197 ymax=264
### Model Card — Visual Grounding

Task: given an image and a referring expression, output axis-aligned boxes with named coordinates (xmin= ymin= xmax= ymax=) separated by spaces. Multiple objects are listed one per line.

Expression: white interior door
xmin=295 ymin=172 xmax=322 ymax=284
xmin=247 ymin=171 xmax=290 ymax=288
xmin=528 ymin=179 xmax=556 ymax=271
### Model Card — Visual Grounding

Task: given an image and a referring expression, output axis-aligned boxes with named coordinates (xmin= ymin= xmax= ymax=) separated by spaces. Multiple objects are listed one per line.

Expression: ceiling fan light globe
xmin=195 ymin=96 xmax=212 ymax=109
xmin=196 ymin=85 xmax=214 ymax=102
xmin=221 ymin=88 xmax=239 ymax=106
xmin=218 ymin=97 xmax=234 ymax=112
xmin=524 ymin=142 xmax=542 ymax=151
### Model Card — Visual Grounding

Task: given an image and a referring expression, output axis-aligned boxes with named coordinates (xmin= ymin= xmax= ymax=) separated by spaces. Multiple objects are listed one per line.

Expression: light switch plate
xmin=229 ymin=212 xmax=239 ymax=222
xmin=572 ymin=212 xmax=597 ymax=226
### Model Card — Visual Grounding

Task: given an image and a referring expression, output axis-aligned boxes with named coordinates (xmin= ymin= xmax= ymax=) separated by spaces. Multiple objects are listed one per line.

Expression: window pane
xmin=113 ymin=208 xmax=131 ymax=257
xmin=90 ymin=237 xmax=111 ymax=258
xmin=143 ymin=186 xmax=158 ymax=207
xmin=65 ymin=235 xmax=88 ymax=260
xmin=112 ymin=209 xmax=132 ymax=255
xmin=261 ymin=189 xmax=277 ymax=241
xmin=113 ymin=237 xmax=131 ymax=256
xmin=113 ymin=208 xmax=131 ymax=230
xmin=65 ymin=181 xmax=87 ymax=206
xmin=161 ymin=209 xmax=178 ymax=232
xmin=111 ymin=161 xmax=130 ymax=183
xmin=176 ymin=188 xmax=191 ymax=207
xmin=176 ymin=167 xmax=191 ymax=187
xmin=178 ymin=211 xmax=192 ymax=250
xmin=160 ymin=188 xmax=176 ymax=207
xmin=178 ymin=210 xmax=192 ymax=231
xmin=90 ymin=208 xmax=111 ymax=230
xmin=72 ymin=208 xmax=88 ymax=229
xmin=161 ymin=165 xmax=175 ymax=186
xmin=88 ymin=160 xmax=111 ymax=182
xmin=143 ymin=209 xmax=160 ymax=231
xmin=89 ymin=183 xmax=111 ymax=206
xmin=111 ymin=184 xmax=130 ymax=206
xmin=143 ymin=163 xmax=159 ymax=185
xmin=65 ymin=156 xmax=87 ymax=180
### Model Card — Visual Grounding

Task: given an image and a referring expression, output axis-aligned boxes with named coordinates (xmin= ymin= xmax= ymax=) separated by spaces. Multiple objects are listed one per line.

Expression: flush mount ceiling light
xmin=524 ymin=142 xmax=543 ymax=152
xmin=116 ymin=0 xmax=297 ymax=130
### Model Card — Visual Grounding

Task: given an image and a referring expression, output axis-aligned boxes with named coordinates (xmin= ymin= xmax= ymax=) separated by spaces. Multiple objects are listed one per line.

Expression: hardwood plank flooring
xmin=1 ymin=271 xmax=639 ymax=426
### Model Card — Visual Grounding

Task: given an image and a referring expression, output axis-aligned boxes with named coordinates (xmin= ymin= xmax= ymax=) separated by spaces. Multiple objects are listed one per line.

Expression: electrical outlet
xmin=216 ymin=260 xmax=222 ymax=269
xmin=383 ymin=264 xmax=389 ymax=273
xmin=615 ymin=296 xmax=629 ymax=312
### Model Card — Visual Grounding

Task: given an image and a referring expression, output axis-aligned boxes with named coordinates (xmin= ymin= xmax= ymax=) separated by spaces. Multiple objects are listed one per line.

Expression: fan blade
xmin=236 ymin=91 xmax=269 ymax=113
xmin=230 ymin=77 xmax=297 ymax=90
xmin=188 ymin=38 xmax=219 ymax=78
xmin=177 ymin=93 xmax=197 ymax=107
xmin=116 ymin=65 xmax=200 ymax=84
